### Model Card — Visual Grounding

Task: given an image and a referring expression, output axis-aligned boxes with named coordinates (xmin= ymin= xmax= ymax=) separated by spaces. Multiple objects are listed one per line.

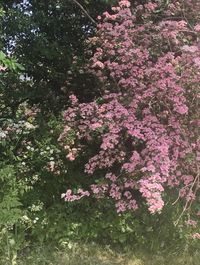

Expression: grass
xmin=6 ymin=242 xmax=198 ymax=265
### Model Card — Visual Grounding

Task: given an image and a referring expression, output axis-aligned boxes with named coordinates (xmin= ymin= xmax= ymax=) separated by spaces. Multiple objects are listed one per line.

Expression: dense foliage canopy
xmin=0 ymin=0 xmax=200 ymax=263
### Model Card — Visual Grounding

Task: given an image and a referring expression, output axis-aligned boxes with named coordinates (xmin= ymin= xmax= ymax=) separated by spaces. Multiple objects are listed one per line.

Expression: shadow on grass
xmin=9 ymin=242 xmax=200 ymax=265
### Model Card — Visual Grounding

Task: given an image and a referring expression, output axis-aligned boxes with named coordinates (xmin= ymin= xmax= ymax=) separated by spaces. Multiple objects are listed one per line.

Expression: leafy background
xmin=0 ymin=1 xmax=199 ymax=264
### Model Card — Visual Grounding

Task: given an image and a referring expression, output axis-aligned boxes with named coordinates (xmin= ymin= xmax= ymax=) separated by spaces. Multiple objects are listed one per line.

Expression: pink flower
xmin=194 ymin=24 xmax=200 ymax=32
xmin=175 ymin=105 xmax=188 ymax=115
xmin=0 ymin=65 xmax=7 ymax=71
xmin=194 ymin=57 xmax=200 ymax=68
xmin=116 ymin=200 xmax=126 ymax=213
xmin=66 ymin=152 xmax=76 ymax=161
xmin=186 ymin=219 xmax=197 ymax=227
xmin=182 ymin=45 xmax=198 ymax=53
xmin=192 ymin=233 xmax=200 ymax=239
xmin=92 ymin=61 xmax=105 ymax=69
xmin=144 ymin=2 xmax=157 ymax=11
xmin=69 ymin=94 xmax=78 ymax=105
xmin=119 ymin=1 xmax=131 ymax=8
xmin=124 ymin=191 xmax=132 ymax=200
xmin=105 ymin=173 xmax=117 ymax=182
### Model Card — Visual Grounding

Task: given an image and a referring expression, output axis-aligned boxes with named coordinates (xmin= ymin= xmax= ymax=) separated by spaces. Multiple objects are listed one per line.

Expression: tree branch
xmin=71 ymin=0 xmax=97 ymax=25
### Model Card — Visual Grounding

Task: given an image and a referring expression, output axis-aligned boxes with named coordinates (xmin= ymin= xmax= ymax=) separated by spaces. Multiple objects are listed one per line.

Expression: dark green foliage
xmin=0 ymin=1 xmax=199 ymax=263
xmin=1 ymin=0 xmax=112 ymax=113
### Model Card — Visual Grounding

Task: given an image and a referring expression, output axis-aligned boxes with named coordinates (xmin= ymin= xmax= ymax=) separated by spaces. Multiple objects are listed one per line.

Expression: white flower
xmin=0 ymin=131 xmax=7 ymax=139
xmin=24 ymin=122 xmax=35 ymax=130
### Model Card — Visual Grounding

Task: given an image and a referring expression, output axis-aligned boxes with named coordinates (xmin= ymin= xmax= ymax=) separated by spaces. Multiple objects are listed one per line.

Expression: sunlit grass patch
xmin=15 ymin=243 xmax=200 ymax=265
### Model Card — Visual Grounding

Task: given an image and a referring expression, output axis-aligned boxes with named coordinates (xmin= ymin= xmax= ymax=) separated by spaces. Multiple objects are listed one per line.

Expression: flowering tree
xmin=60 ymin=0 xmax=200 ymax=220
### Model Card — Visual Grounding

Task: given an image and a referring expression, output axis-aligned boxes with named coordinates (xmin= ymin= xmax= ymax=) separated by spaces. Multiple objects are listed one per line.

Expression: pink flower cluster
xmin=185 ymin=219 xmax=198 ymax=227
xmin=192 ymin=233 xmax=200 ymax=239
xmin=61 ymin=189 xmax=90 ymax=202
xmin=60 ymin=0 xmax=200 ymax=214
xmin=0 ymin=65 xmax=7 ymax=71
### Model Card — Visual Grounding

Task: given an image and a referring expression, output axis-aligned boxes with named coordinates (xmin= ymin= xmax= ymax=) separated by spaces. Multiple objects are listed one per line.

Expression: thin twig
xmin=71 ymin=0 xmax=97 ymax=25
xmin=174 ymin=165 xmax=200 ymax=226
